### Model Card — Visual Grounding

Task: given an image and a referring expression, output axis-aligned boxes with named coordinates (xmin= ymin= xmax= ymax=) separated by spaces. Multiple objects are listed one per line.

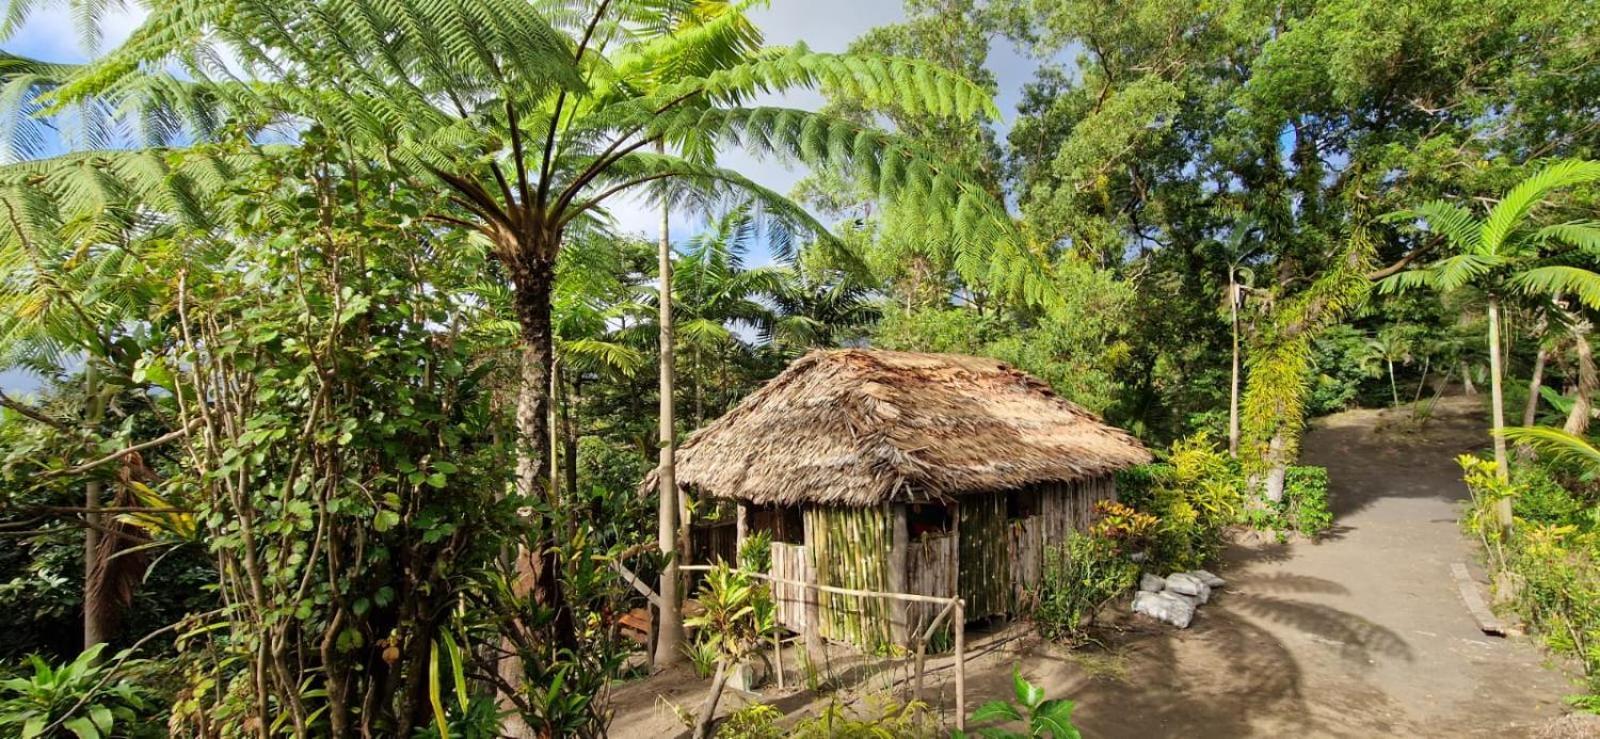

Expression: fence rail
xmin=678 ymin=563 xmax=967 ymax=729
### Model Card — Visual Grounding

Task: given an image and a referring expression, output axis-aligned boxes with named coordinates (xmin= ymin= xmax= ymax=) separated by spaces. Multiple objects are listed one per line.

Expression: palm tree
xmin=1364 ymin=331 xmax=1412 ymax=408
xmin=1382 ymin=159 xmax=1600 ymax=532
xmin=1216 ymin=222 xmax=1261 ymax=457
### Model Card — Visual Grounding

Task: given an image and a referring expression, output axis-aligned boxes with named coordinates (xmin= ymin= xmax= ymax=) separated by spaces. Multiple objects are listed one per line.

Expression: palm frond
xmin=1511 ymin=265 xmax=1600 ymax=311
xmin=1482 ymin=159 xmax=1600 ymax=251
xmin=1498 ymin=426 xmax=1600 ymax=470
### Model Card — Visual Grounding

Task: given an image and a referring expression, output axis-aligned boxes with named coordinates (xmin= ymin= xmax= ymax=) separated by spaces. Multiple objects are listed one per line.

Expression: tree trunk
xmin=1228 ymin=281 xmax=1241 ymax=458
xmin=564 ymin=379 xmax=582 ymax=517
xmin=1523 ymin=346 xmax=1547 ymax=427
xmin=502 ymin=251 xmax=574 ymax=738
xmin=1486 ymin=297 xmax=1513 ymax=533
xmin=655 ymin=182 xmax=686 ymax=669
xmin=1387 ymin=359 xmax=1398 ymax=407
xmin=82 ymin=362 xmax=111 ymax=652
xmin=1461 ymin=361 xmax=1478 ymax=395
xmin=550 ymin=359 xmax=561 ymax=514
xmin=1565 ymin=321 xmax=1595 ymax=436
xmin=1263 ymin=432 xmax=1287 ymax=504
xmin=692 ymin=659 xmax=730 ymax=739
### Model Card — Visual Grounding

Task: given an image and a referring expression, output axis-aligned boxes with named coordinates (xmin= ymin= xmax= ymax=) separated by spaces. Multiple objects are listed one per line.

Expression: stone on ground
xmin=1133 ymin=590 xmax=1196 ymax=628
xmin=1165 ymin=572 xmax=1211 ymax=603
xmin=1192 ymin=569 xmax=1225 ymax=588
xmin=1139 ymin=573 xmax=1166 ymax=592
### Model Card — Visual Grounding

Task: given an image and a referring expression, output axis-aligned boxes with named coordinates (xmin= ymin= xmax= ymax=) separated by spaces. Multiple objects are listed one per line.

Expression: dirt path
xmin=610 ymin=396 xmax=1581 ymax=737
xmin=1046 ymin=395 xmax=1576 ymax=737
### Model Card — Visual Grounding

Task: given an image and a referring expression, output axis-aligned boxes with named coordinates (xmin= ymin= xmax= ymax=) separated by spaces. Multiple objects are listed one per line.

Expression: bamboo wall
xmin=728 ymin=474 xmax=1116 ymax=651
xmin=957 ymin=494 xmax=1012 ymax=619
xmin=804 ymin=505 xmax=895 ymax=649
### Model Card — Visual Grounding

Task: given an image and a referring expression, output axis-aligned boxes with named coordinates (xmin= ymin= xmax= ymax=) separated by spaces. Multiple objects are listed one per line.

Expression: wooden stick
xmin=773 ymin=629 xmax=785 ymax=691
xmin=678 ymin=565 xmax=961 ymax=605
xmin=912 ymin=598 xmax=956 ymax=703
xmin=954 ymin=598 xmax=966 ymax=731
xmin=611 ymin=560 xmax=662 ymax=608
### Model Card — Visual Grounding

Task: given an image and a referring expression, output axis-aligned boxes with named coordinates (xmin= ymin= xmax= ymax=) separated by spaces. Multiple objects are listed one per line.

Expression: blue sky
xmin=1 ymin=1 xmax=1048 ymax=393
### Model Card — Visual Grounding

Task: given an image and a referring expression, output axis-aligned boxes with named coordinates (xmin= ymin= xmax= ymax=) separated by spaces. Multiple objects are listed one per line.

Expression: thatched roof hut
xmin=650 ymin=348 xmax=1150 ymax=505
xmin=655 ymin=348 xmax=1151 ymax=648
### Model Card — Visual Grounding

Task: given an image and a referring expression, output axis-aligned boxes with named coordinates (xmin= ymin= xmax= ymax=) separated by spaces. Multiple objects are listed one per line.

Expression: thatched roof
xmin=645 ymin=348 xmax=1151 ymax=506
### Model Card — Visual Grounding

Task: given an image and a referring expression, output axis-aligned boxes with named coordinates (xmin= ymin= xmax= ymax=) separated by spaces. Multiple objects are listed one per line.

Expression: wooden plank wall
xmin=905 ymin=531 xmax=957 ymax=640
xmin=770 ymin=542 xmax=810 ymax=632
xmin=1008 ymin=476 xmax=1117 ymax=603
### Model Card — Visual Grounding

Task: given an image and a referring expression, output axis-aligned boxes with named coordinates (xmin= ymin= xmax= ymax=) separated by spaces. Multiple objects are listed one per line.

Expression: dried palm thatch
xmin=645 ymin=349 xmax=1150 ymax=506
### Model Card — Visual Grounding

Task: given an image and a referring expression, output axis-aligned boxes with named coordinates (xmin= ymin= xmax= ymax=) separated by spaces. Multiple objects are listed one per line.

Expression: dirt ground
xmin=609 ymin=395 xmax=1586 ymax=737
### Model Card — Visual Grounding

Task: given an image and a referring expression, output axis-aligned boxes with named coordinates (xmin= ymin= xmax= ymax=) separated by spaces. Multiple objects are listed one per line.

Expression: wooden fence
xmin=678 ymin=563 xmax=969 ymax=730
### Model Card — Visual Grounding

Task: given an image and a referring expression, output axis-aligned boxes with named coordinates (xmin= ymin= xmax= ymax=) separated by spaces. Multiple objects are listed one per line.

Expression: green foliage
xmin=685 ymin=563 xmax=776 ymax=665
xmin=714 ymin=702 xmax=784 ymax=739
xmin=685 ymin=635 xmax=721 ymax=681
xmin=737 ymin=530 xmax=772 ymax=574
xmin=0 ymin=644 xmax=160 ymax=739
xmin=1282 ymin=466 xmax=1334 ymax=536
xmin=790 ymin=697 xmax=938 ymax=738
xmin=1461 ymin=451 xmax=1600 ymax=708
xmin=1119 ymin=434 xmax=1247 ymax=571
xmin=1029 ymin=533 xmax=1138 ymax=644
xmin=955 ymin=667 xmax=1081 ymax=739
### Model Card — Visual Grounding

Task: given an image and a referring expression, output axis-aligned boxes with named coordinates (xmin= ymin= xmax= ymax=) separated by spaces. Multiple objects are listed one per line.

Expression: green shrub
xmin=0 ymin=644 xmax=162 ymax=739
xmin=737 ymin=530 xmax=772 ymax=573
xmin=1461 ymin=455 xmax=1600 ymax=710
xmin=1511 ymin=463 xmax=1585 ymax=525
xmin=1281 ymin=465 xmax=1333 ymax=535
xmin=955 ymin=667 xmax=1081 ymax=739
xmin=1030 ymin=534 xmax=1138 ymax=644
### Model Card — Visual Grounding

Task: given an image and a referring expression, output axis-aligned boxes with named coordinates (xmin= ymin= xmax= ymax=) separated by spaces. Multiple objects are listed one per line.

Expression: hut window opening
xmin=1005 ymin=490 xmax=1039 ymax=520
xmin=907 ymin=503 xmax=952 ymax=541
xmin=751 ymin=504 xmax=804 ymax=544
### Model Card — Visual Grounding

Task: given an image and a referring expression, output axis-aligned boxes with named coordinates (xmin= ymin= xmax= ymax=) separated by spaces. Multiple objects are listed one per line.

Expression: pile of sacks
xmin=1131 ymin=570 xmax=1225 ymax=628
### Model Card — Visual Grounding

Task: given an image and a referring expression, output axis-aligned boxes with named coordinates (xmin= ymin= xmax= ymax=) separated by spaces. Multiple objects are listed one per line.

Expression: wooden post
xmin=949 ymin=502 xmax=961 ymax=620
xmin=802 ymin=513 xmax=825 ymax=668
xmin=887 ymin=503 xmax=909 ymax=646
xmin=735 ymin=502 xmax=749 ymax=552
xmin=954 ymin=598 xmax=966 ymax=731
xmin=774 ymin=631 xmax=785 ymax=691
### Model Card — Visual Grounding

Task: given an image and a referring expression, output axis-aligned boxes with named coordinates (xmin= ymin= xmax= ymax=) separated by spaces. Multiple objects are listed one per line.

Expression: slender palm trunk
xmin=1486 ymin=296 xmax=1513 ymax=533
xmin=1228 ymin=280 xmax=1241 ymax=458
xmin=1523 ymin=347 xmax=1547 ymax=427
xmin=655 ymin=183 xmax=686 ymax=669
xmin=82 ymin=362 xmax=110 ymax=652
xmin=1565 ymin=322 xmax=1595 ymax=436
xmin=1387 ymin=359 xmax=1399 ymax=407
